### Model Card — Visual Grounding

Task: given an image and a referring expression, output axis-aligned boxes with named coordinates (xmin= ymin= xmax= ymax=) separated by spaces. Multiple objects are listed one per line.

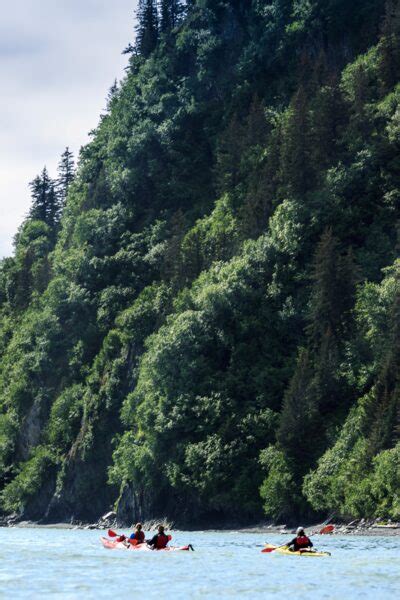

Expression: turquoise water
xmin=0 ymin=528 xmax=398 ymax=598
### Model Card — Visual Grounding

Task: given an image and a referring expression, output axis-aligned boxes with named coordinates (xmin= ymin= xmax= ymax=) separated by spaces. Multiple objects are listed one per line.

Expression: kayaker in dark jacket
xmin=147 ymin=525 xmax=170 ymax=550
xmin=286 ymin=527 xmax=313 ymax=552
xmin=129 ymin=522 xmax=145 ymax=544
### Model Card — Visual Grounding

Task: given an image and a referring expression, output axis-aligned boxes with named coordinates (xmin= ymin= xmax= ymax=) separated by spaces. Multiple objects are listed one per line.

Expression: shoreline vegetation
xmin=1 ymin=1 xmax=400 ymax=527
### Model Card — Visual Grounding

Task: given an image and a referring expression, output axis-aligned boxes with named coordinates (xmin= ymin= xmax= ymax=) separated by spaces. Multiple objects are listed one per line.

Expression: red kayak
xmin=100 ymin=537 xmax=193 ymax=551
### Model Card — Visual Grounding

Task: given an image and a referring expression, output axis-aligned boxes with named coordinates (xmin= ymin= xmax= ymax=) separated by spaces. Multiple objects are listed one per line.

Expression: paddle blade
xmin=128 ymin=538 xmax=139 ymax=546
xmin=108 ymin=529 xmax=118 ymax=537
xmin=262 ymin=544 xmax=277 ymax=553
xmin=320 ymin=524 xmax=334 ymax=535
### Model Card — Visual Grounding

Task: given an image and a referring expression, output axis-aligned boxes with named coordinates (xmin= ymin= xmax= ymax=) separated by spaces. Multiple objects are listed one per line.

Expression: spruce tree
xmin=311 ymin=79 xmax=346 ymax=174
xmin=280 ymin=86 xmax=313 ymax=197
xmin=239 ymin=97 xmax=276 ymax=238
xmin=159 ymin=1 xmax=183 ymax=33
xmin=29 ymin=174 xmax=48 ymax=223
xmin=46 ymin=183 xmax=61 ymax=231
xmin=307 ymin=231 xmax=358 ymax=417
xmin=244 ymin=95 xmax=268 ymax=148
xmin=216 ymin=114 xmax=245 ymax=195
xmin=57 ymin=147 xmax=75 ymax=205
xmin=106 ymin=79 xmax=119 ymax=109
xmin=368 ymin=288 xmax=400 ymax=454
xmin=136 ymin=0 xmax=159 ymax=57
xmin=307 ymin=230 xmax=358 ymax=349
xmin=346 ymin=62 xmax=374 ymax=144
xmin=29 ymin=167 xmax=60 ymax=228
xmin=378 ymin=0 xmax=400 ymax=93
xmin=279 ymin=232 xmax=358 ymax=480
xmin=161 ymin=209 xmax=187 ymax=288
xmin=277 ymin=348 xmax=319 ymax=473
xmin=308 ymin=229 xmax=342 ymax=348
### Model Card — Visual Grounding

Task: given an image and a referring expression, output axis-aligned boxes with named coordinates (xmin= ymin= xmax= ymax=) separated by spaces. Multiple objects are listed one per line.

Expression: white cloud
xmin=0 ymin=0 xmax=137 ymax=257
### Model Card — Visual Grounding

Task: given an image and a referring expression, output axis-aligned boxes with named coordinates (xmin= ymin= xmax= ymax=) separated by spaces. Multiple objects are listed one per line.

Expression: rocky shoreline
xmin=1 ymin=511 xmax=399 ymax=536
xmin=238 ymin=518 xmax=400 ymax=537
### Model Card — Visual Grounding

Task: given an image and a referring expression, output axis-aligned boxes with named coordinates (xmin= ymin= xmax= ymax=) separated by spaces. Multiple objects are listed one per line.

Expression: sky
xmin=0 ymin=0 xmax=138 ymax=258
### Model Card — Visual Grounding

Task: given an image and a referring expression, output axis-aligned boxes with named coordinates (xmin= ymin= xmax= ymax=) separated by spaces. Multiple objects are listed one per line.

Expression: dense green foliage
xmin=0 ymin=0 xmax=399 ymax=525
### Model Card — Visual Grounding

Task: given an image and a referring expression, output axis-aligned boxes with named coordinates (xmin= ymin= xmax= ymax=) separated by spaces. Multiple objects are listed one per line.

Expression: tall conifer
xmin=216 ymin=114 xmax=245 ymax=194
xmin=277 ymin=349 xmax=319 ymax=472
xmin=378 ymin=0 xmax=400 ymax=93
xmin=29 ymin=167 xmax=60 ymax=229
xmin=280 ymin=86 xmax=313 ymax=196
xmin=159 ymin=1 xmax=183 ymax=33
xmin=136 ymin=0 xmax=159 ymax=57
xmin=57 ymin=147 xmax=75 ymax=205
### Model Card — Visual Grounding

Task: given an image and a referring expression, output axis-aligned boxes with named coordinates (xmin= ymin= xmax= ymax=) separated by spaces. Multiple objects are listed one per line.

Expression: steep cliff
xmin=0 ymin=0 xmax=399 ymax=525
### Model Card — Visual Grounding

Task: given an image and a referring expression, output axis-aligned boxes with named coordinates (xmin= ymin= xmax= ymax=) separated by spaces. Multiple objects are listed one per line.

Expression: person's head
xmin=135 ymin=523 xmax=142 ymax=531
xmin=296 ymin=527 xmax=305 ymax=536
xmin=158 ymin=524 xmax=165 ymax=534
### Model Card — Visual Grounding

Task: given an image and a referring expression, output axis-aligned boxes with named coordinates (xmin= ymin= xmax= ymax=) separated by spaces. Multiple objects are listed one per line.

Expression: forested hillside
xmin=0 ymin=0 xmax=399 ymax=526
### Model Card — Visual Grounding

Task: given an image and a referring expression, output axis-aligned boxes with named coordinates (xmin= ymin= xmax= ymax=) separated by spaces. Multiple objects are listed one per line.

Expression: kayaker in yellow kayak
xmin=286 ymin=527 xmax=313 ymax=552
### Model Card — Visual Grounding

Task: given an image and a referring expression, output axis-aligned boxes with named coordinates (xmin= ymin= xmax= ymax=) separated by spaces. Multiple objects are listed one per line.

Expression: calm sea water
xmin=0 ymin=528 xmax=398 ymax=599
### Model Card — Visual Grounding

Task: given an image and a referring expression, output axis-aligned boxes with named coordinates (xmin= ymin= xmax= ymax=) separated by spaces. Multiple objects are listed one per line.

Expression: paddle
xmin=108 ymin=532 xmax=143 ymax=547
xmin=312 ymin=513 xmax=336 ymax=535
xmin=128 ymin=538 xmax=139 ymax=546
xmin=108 ymin=529 xmax=121 ymax=538
xmin=263 ymin=523 xmax=334 ymax=554
xmin=108 ymin=529 xmax=130 ymax=543
xmin=261 ymin=543 xmax=288 ymax=553
xmin=319 ymin=524 xmax=334 ymax=535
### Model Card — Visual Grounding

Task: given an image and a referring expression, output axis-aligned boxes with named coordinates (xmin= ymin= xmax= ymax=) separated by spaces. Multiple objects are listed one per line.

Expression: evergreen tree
xmin=216 ymin=114 xmax=245 ymax=195
xmin=161 ymin=209 xmax=187 ymax=288
xmin=106 ymin=79 xmax=119 ymax=110
xmin=57 ymin=147 xmax=75 ymax=205
xmin=307 ymin=232 xmax=358 ymax=417
xmin=310 ymin=79 xmax=346 ymax=174
xmin=29 ymin=167 xmax=60 ymax=229
xmin=367 ymin=288 xmax=400 ymax=454
xmin=308 ymin=230 xmax=357 ymax=349
xmin=280 ymin=86 xmax=313 ymax=197
xmin=136 ymin=0 xmax=159 ymax=57
xmin=378 ymin=0 xmax=400 ymax=93
xmin=244 ymin=95 xmax=269 ymax=148
xmin=345 ymin=62 xmax=374 ymax=144
xmin=277 ymin=348 xmax=319 ymax=473
xmin=159 ymin=0 xmax=183 ymax=33
xmin=278 ymin=233 xmax=358 ymax=484
xmin=239 ymin=97 xmax=277 ymax=238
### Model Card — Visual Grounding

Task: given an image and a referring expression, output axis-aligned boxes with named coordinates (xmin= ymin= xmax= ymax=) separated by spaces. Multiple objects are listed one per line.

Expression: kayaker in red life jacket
xmin=147 ymin=525 xmax=170 ymax=550
xmin=286 ymin=527 xmax=313 ymax=552
xmin=129 ymin=522 xmax=145 ymax=544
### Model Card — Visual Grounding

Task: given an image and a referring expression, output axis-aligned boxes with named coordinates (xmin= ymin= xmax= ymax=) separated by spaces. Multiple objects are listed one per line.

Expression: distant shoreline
xmin=3 ymin=519 xmax=399 ymax=536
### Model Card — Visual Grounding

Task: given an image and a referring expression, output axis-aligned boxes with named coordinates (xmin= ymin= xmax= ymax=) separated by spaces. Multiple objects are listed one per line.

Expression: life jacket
xmin=296 ymin=535 xmax=311 ymax=548
xmin=131 ymin=530 xmax=145 ymax=543
xmin=155 ymin=533 xmax=169 ymax=549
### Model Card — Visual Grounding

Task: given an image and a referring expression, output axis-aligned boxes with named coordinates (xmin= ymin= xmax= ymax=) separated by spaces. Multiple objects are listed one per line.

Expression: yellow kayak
xmin=263 ymin=544 xmax=331 ymax=557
